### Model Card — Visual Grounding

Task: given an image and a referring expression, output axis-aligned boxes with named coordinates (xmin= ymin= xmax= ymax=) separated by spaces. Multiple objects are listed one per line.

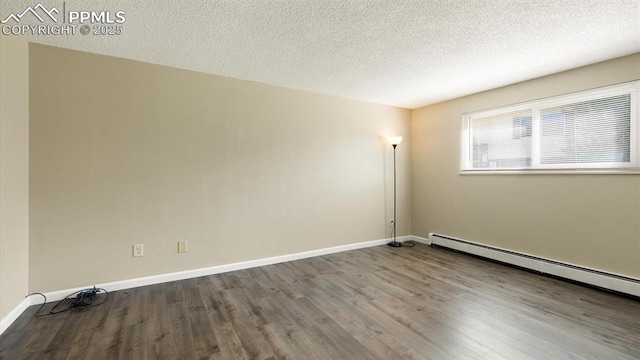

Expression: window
xmin=461 ymin=81 xmax=639 ymax=173
xmin=512 ymin=116 xmax=532 ymax=139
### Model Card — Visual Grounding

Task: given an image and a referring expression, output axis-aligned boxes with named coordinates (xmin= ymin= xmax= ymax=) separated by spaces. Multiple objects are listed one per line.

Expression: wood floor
xmin=1 ymin=243 xmax=639 ymax=359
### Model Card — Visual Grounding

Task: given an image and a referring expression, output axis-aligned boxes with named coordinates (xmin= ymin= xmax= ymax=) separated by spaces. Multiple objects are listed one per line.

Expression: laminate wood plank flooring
xmin=1 ymin=243 xmax=639 ymax=359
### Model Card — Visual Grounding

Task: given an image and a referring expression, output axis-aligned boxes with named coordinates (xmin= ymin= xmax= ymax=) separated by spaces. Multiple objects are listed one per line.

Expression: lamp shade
xmin=387 ymin=136 xmax=403 ymax=146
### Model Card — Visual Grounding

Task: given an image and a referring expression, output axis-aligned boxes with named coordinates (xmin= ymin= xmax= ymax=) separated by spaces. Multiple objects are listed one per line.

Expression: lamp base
xmin=387 ymin=241 xmax=402 ymax=247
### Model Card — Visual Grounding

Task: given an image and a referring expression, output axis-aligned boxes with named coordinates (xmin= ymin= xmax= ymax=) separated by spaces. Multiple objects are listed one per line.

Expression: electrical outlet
xmin=133 ymin=244 xmax=144 ymax=257
xmin=178 ymin=241 xmax=187 ymax=253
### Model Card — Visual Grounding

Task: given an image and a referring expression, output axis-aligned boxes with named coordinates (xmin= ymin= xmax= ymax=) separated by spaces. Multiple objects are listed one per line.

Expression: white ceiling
xmin=2 ymin=0 xmax=639 ymax=109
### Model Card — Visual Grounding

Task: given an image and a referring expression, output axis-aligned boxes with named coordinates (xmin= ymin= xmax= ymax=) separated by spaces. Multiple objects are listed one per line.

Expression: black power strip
xmin=70 ymin=286 xmax=101 ymax=308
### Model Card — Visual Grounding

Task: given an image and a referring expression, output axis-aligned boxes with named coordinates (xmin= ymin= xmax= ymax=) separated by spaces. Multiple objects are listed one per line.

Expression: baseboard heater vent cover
xmin=427 ymin=233 xmax=640 ymax=297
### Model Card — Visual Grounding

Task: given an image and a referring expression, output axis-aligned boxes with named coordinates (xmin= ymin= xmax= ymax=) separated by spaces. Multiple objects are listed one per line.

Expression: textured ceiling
xmin=2 ymin=0 xmax=639 ymax=108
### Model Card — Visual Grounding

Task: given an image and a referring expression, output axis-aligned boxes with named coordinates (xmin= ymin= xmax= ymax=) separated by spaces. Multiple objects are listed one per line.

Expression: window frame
xmin=460 ymin=81 xmax=640 ymax=174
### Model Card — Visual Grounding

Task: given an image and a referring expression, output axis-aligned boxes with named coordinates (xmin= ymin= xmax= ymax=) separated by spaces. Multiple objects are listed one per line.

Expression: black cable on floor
xmin=25 ymin=287 xmax=109 ymax=317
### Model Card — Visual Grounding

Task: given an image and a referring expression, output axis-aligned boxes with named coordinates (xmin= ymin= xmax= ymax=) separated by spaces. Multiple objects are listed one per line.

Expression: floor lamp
xmin=387 ymin=136 xmax=403 ymax=247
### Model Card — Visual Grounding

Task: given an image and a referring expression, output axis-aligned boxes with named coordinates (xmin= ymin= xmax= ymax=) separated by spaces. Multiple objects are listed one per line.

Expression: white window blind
xmin=471 ymin=109 xmax=532 ymax=169
xmin=461 ymin=81 xmax=639 ymax=173
xmin=539 ymin=94 xmax=630 ymax=165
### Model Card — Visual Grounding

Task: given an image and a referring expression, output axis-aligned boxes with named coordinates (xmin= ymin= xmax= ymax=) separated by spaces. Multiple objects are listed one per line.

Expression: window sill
xmin=459 ymin=169 xmax=640 ymax=175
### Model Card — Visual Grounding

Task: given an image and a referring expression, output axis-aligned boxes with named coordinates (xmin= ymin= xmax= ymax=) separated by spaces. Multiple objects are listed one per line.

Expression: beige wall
xmin=29 ymin=44 xmax=411 ymax=292
xmin=411 ymin=53 xmax=640 ymax=277
xmin=0 ymin=34 xmax=30 ymax=319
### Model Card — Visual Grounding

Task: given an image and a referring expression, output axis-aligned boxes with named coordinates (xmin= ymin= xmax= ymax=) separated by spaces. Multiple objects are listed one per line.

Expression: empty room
xmin=1 ymin=1 xmax=639 ymax=359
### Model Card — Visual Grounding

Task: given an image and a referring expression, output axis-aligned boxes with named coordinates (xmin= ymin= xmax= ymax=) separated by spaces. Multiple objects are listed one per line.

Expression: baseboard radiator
xmin=427 ymin=233 xmax=640 ymax=297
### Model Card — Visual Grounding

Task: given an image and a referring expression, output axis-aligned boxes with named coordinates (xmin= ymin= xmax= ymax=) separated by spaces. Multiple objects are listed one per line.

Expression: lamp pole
xmin=387 ymin=137 xmax=402 ymax=247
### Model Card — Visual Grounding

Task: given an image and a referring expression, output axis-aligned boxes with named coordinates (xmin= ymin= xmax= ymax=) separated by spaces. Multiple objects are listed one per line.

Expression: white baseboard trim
xmin=0 ymin=234 xmax=425 ymax=336
xmin=1 ymin=236 xmax=408 ymax=335
xmin=411 ymin=235 xmax=431 ymax=245
xmin=0 ymin=297 xmax=30 ymax=335
xmin=428 ymin=232 xmax=640 ymax=297
xmin=30 ymin=235 xmax=413 ymax=305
